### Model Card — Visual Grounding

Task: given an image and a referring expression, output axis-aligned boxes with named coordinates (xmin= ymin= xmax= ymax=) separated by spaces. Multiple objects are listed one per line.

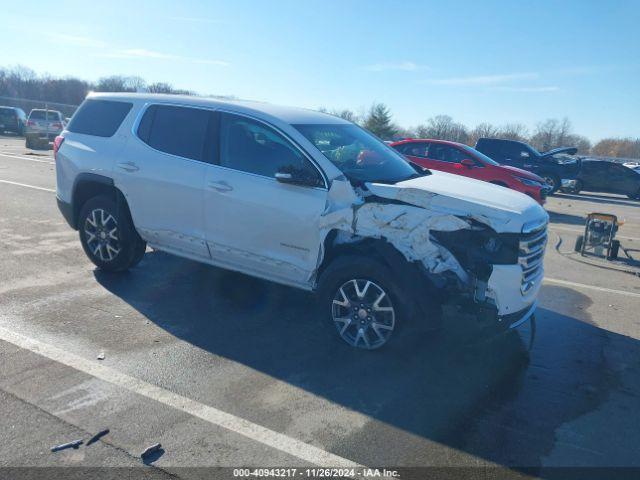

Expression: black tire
xmin=608 ymin=240 xmax=620 ymax=260
xmin=571 ymin=180 xmax=583 ymax=194
xmin=542 ymin=174 xmax=561 ymax=194
xmin=317 ymin=255 xmax=412 ymax=350
xmin=25 ymin=137 xmax=33 ymax=149
xmin=574 ymin=235 xmax=584 ymax=253
xmin=130 ymin=239 xmax=147 ymax=267
xmin=78 ymin=195 xmax=143 ymax=272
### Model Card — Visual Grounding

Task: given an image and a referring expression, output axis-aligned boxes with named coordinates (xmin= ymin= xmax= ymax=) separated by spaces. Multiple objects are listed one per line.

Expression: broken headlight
xmin=431 ymin=228 xmax=519 ymax=266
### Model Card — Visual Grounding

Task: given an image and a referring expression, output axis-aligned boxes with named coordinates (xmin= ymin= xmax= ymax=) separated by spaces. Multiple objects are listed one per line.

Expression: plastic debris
xmin=51 ymin=439 xmax=83 ymax=452
xmin=86 ymin=429 xmax=110 ymax=446
xmin=141 ymin=443 xmax=162 ymax=458
xmin=97 ymin=352 xmax=105 ymax=360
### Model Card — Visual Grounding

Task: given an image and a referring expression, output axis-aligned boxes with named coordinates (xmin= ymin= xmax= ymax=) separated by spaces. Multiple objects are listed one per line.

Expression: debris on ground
xmin=51 ymin=439 xmax=83 ymax=452
xmin=97 ymin=352 xmax=105 ymax=360
xmin=141 ymin=443 xmax=162 ymax=458
xmin=86 ymin=429 xmax=110 ymax=446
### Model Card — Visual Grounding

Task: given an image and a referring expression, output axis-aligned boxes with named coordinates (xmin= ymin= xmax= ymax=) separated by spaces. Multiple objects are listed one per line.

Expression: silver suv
xmin=55 ymin=93 xmax=547 ymax=349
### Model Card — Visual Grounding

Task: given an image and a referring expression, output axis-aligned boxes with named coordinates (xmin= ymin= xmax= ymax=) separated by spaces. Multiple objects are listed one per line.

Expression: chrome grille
xmin=519 ymin=219 xmax=548 ymax=294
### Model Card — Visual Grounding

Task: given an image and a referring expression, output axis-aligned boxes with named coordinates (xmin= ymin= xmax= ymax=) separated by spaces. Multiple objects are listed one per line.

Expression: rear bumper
xmin=56 ymin=196 xmax=76 ymax=230
xmin=25 ymin=131 xmax=59 ymax=141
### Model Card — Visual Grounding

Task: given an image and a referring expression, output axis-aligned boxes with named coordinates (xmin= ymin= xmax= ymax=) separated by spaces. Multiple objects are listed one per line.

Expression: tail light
xmin=27 ymin=120 xmax=35 ymax=126
xmin=52 ymin=122 xmax=62 ymax=129
xmin=53 ymin=135 xmax=65 ymax=160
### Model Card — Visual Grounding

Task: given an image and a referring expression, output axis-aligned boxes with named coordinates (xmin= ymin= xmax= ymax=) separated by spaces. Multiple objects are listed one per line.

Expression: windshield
xmin=293 ymin=123 xmax=420 ymax=183
xmin=459 ymin=144 xmax=500 ymax=166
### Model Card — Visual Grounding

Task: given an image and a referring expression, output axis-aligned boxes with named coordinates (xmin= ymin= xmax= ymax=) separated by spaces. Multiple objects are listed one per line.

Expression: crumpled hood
xmin=366 ymin=170 xmax=548 ymax=233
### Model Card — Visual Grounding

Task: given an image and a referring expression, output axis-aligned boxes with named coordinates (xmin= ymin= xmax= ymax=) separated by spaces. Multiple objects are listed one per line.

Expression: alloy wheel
xmin=331 ymin=279 xmax=395 ymax=349
xmin=84 ymin=208 xmax=121 ymax=262
xmin=543 ymin=175 xmax=557 ymax=191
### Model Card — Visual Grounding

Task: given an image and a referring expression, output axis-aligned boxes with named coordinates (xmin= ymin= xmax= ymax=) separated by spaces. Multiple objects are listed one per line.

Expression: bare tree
xmin=467 ymin=122 xmax=499 ymax=146
xmin=415 ymin=115 xmax=468 ymax=143
xmin=592 ymin=137 xmax=640 ymax=159
xmin=497 ymin=123 xmax=529 ymax=142
xmin=530 ymin=117 xmax=573 ymax=151
xmin=147 ymin=82 xmax=175 ymax=94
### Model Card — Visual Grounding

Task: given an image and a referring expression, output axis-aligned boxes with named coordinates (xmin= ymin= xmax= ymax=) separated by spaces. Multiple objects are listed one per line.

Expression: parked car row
xmin=0 ymin=105 xmax=67 ymax=149
xmin=391 ymin=139 xmax=549 ymax=205
xmin=391 ymin=136 xmax=640 ymax=201
xmin=0 ymin=106 xmax=27 ymax=135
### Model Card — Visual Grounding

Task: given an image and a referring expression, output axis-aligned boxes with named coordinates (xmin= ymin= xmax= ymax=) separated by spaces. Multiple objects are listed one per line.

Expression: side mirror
xmin=461 ymin=159 xmax=475 ymax=168
xmin=275 ymin=168 xmax=321 ymax=187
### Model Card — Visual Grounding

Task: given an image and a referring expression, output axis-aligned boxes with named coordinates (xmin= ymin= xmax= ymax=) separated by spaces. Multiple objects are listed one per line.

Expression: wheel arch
xmin=317 ymin=228 xmax=447 ymax=319
xmin=71 ymin=174 xmax=131 ymax=230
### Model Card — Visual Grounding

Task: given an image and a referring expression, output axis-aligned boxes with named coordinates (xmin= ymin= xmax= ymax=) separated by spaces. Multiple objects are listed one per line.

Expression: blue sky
xmin=2 ymin=0 xmax=639 ymax=141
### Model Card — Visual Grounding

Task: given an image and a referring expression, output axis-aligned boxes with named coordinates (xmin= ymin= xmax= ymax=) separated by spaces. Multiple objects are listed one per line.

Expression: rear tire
xmin=564 ymin=180 xmax=582 ymax=194
xmin=78 ymin=195 xmax=143 ymax=272
xmin=608 ymin=240 xmax=620 ymax=260
xmin=574 ymin=235 xmax=584 ymax=253
xmin=317 ymin=255 xmax=415 ymax=350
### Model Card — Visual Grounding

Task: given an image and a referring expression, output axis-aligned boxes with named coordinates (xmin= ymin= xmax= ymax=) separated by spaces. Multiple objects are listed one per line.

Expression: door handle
xmin=117 ymin=161 xmax=139 ymax=172
xmin=208 ymin=180 xmax=233 ymax=192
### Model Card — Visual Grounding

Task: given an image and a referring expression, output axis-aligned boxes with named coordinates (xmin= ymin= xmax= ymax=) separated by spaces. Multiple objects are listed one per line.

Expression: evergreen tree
xmin=363 ymin=103 xmax=397 ymax=140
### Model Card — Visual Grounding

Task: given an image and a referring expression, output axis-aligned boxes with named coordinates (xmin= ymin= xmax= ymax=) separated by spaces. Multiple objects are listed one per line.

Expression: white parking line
xmin=0 ymin=326 xmax=361 ymax=469
xmin=544 ymin=277 xmax=640 ymax=298
xmin=0 ymin=152 xmax=54 ymax=164
xmin=0 ymin=179 xmax=55 ymax=192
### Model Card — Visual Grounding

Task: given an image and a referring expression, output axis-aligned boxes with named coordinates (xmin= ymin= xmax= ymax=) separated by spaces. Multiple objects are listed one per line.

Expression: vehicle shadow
xmin=547 ymin=211 xmax=586 ymax=226
xmin=556 ymin=192 xmax=639 ymax=208
xmin=95 ymin=251 xmax=639 ymax=475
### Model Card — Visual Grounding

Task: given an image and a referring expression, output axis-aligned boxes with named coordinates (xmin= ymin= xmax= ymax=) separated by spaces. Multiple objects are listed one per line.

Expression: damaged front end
xmin=317 ymin=176 xmax=547 ymax=331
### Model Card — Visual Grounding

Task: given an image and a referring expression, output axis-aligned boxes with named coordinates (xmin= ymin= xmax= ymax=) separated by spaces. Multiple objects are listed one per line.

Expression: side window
xmin=68 ymin=100 xmax=133 ymax=137
xmin=219 ymin=113 xmax=323 ymax=186
xmin=398 ymin=142 xmax=429 ymax=158
xmin=139 ymin=105 xmax=211 ymax=162
xmin=428 ymin=144 xmax=466 ymax=163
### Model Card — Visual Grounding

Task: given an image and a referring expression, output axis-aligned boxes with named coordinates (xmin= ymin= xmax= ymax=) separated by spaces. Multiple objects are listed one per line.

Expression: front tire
xmin=78 ymin=195 xmax=144 ymax=272
xmin=542 ymin=174 xmax=561 ymax=194
xmin=317 ymin=256 xmax=408 ymax=350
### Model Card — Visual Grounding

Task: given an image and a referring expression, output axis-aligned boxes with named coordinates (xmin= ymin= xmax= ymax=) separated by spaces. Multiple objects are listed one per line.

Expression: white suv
xmin=55 ymin=93 xmax=548 ymax=349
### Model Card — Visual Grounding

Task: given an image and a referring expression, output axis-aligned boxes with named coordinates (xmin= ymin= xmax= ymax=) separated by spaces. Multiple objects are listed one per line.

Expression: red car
xmin=391 ymin=139 xmax=548 ymax=205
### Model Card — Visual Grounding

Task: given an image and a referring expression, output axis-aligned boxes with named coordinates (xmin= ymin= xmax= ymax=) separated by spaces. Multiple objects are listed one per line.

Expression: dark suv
xmin=475 ymin=138 xmax=580 ymax=193
xmin=0 ymin=106 xmax=27 ymax=135
xmin=577 ymin=159 xmax=640 ymax=199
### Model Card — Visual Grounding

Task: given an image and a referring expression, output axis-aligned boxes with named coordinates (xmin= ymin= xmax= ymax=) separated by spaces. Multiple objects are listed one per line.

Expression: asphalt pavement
xmin=0 ymin=134 xmax=639 ymax=479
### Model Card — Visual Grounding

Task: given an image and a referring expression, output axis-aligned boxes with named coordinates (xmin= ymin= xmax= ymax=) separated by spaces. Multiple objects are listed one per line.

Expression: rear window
xmin=137 ymin=104 xmax=211 ymax=162
xmin=67 ymin=100 xmax=132 ymax=137
xmin=29 ymin=110 xmax=62 ymax=121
